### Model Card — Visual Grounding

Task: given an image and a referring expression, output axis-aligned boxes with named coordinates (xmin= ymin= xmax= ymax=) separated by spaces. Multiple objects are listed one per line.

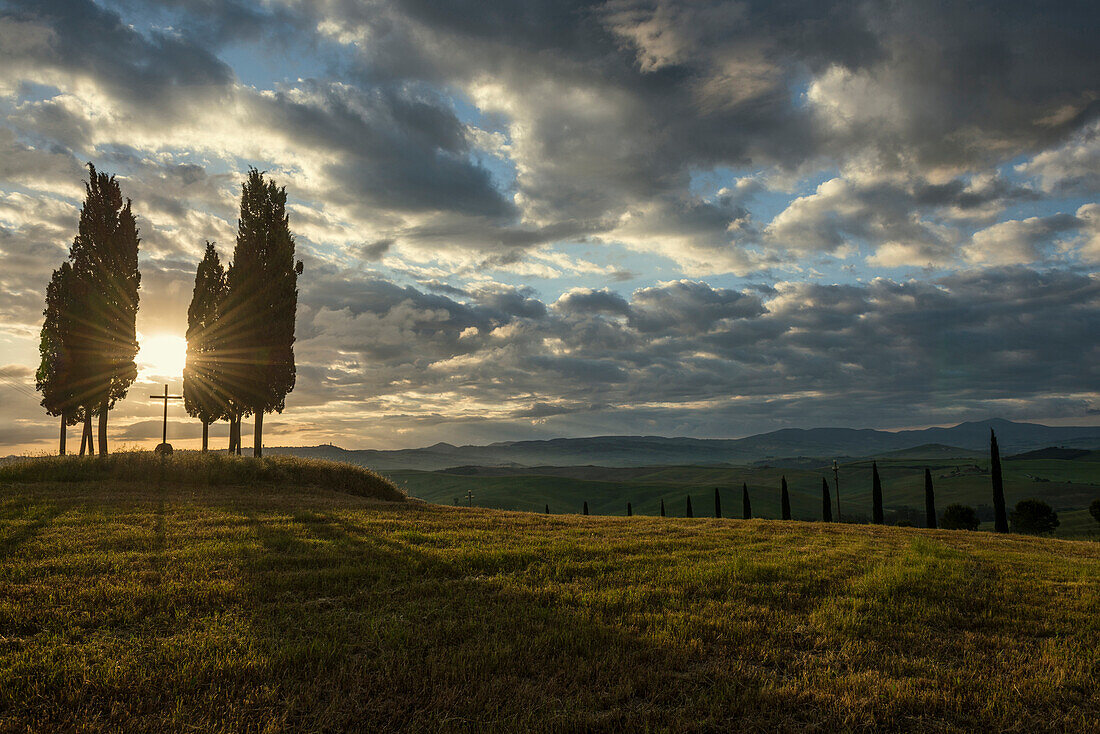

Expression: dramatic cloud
xmin=0 ymin=0 xmax=1097 ymax=451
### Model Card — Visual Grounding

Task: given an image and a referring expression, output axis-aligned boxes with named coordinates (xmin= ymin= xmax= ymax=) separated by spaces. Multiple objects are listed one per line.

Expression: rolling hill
xmin=270 ymin=418 xmax=1100 ymax=470
xmin=1 ymin=456 xmax=1097 ymax=731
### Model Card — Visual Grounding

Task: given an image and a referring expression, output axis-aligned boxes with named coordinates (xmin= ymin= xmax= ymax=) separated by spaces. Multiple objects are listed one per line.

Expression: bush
xmin=1090 ymin=499 xmax=1100 ymax=525
xmin=941 ymin=504 xmax=980 ymax=531
xmin=1010 ymin=499 xmax=1060 ymax=535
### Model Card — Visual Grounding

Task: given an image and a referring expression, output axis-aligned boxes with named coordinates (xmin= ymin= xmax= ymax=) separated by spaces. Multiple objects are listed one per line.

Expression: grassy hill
xmin=1 ymin=455 xmax=1098 ymax=731
xmin=387 ymin=453 xmax=1100 ymax=540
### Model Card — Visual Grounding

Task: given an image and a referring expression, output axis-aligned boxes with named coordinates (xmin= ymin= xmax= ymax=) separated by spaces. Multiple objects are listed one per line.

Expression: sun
xmin=138 ymin=333 xmax=187 ymax=379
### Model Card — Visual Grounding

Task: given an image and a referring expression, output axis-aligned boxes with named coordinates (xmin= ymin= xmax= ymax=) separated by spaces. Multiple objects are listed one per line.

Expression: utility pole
xmin=833 ymin=458 xmax=842 ymax=522
xmin=465 ymin=488 xmax=474 ymax=507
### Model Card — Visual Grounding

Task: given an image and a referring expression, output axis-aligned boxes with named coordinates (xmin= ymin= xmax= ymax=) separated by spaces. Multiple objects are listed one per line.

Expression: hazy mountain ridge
xmin=268 ymin=419 xmax=1100 ymax=470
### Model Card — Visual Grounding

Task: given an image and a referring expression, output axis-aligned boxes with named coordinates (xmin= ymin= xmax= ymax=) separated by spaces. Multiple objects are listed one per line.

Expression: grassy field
xmin=387 ymin=455 xmax=1100 ymax=539
xmin=1 ymin=456 xmax=1098 ymax=731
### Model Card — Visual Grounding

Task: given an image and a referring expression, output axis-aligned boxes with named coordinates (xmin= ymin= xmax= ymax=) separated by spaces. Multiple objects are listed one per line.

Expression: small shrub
xmin=941 ymin=504 xmax=980 ymax=531
xmin=1010 ymin=499 xmax=1060 ymax=535
xmin=1090 ymin=499 xmax=1100 ymax=525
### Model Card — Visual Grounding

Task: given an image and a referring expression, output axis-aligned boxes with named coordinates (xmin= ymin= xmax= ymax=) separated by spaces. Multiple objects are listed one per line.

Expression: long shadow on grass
xmin=234 ymin=508 xmax=788 ymax=731
xmin=0 ymin=500 xmax=62 ymax=559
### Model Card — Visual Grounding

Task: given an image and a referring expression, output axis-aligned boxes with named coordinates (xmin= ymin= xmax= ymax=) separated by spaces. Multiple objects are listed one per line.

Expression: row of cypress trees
xmin=183 ymin=169 xmax=302 ymax=457
xmin=37 ymin=166 xmax=301 ymax=457
xmin=568 ymin=430 xmax=1012 ymax=531
xmin=36 ymin=165 xmax=141 ymax=456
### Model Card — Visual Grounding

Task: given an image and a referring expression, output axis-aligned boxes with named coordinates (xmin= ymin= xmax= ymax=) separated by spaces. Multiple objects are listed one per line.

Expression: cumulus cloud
xmin=0 ymin=0 xmax=1098 ymax=450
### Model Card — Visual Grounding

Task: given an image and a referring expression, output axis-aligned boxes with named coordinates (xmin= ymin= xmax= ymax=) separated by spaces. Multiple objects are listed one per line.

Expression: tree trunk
xmin=98 ymin=401 xmax=109 ymax=456
xmin=228 ymin=415 xmax=238 ymax=454
xmin=59 ymin=414 xmax=67 ymax=456
xmin=82 ymin=412 xmax=94 ymax=456
xmin=236 ymin=417 xmax=242 ymax=455
xmin=202 ymin=420 xmax=209 ymax=452
xmin=253 ymin=411 xmax=263 ymax=458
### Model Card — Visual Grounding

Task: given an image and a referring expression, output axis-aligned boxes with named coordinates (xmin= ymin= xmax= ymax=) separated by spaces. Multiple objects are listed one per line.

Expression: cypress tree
xmin=822 ymin=477 xmax=833 ymax=522
xmin=627 ymin=502 xmax=632 ymax=517
xmin=924 ymin=468 xmax=937 ymax=529
xmin=660 ymin=498 xmax=665 ymax=517
xmin=742 ymin=482 xmax=751 ymax=519
xmin=545 ymin=504 xmax=550 ymax=514
xmin=991 ymin=429 xmax=1008 ymax=532
xmin=66 ymin=164 xmax=141 ymax=455
xmin=872 ymin=461 xmax=884 ymax=524
xmin=714 ymin=487 xmax=722 ymax=518
xmin=184 ymin=242 xmax=229 ymax=451
xmin=780 ymin=476 xmax=791 ymax=520
xmin=224 ymin=169 xmax=301 ymax=458
xmin=583 ymin=501 xmax=589 ymax=516
xmin=686 ymin=496 xmax=693 ymax=518
xmin=36 ymin=262 xmax=82 ymax=454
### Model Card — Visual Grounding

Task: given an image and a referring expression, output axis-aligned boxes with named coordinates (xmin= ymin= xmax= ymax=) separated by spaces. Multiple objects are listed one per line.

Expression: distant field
xmin=386 ymin=454 xmax=1100 ymax=540
xmin=1 ymin=460 xmax=1098 ymax=731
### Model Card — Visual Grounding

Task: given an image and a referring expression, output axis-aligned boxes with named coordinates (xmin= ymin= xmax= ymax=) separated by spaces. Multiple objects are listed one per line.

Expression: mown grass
xmin=0 ymin=452 xmax=405 ymax=502
xmin=0 ymin=467 xmax=1098 ymax=731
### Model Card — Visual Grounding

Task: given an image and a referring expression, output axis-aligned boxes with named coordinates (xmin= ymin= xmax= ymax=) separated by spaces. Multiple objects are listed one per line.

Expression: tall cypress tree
xmin=714 ymin=487 xmax=722 ymax=518
xmin=545 ymin=504 xmax=550 ymax=514
xmin=872 ymin=461 xmax=884 ymax=524
xmin=627 ymin=502 xmax=632 ymax=517
xmin=685 ymin=496 xmax=693 ymax=518
xmin=780 ymin=476 xmax=791 ymax=520
xmin=742 ymin=482 xmax=751 ymax=519
xmin=224 ymin=169 xmax=301 ymax=458
xmin=660 ymin=498 xmax=665 ymax=517
xmin=583 ymin=501 xmax=589 ymax=516
xmin=822 ymin=477 xmax=833 ymax=522
xmin=67 ymin=164 xmax=140 ymax=456
xmin=36 ymin=262 xmax=82 ymax=454
xmin=991 ymin=429 xmax=1008 ymax=532
xmin=924 ymin=468 xmax=937 ymax=529
xmin=184 ymin=242 xmax=229 ymax=451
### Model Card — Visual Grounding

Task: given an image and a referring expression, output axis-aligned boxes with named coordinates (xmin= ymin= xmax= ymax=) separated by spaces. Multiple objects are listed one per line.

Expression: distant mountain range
xmin=272 ymin=418 xmax=1100 ymax=471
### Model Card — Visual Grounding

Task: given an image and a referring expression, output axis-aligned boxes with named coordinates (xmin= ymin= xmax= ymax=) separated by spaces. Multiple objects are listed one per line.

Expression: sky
xmin=0 ymin=0 xmax=1098 ymax=453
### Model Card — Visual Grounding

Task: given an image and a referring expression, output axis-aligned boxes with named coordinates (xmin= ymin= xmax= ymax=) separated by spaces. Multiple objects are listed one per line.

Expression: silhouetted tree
xmin=990 ymin=429 xmax=1009 ymax=532
xmin=627 ymin=502 xmax=632 ymax=517
xmin=583 ymin=501 xmax=589 ymax=516
xmin=36 ymin=262 xmax=83 ymax=454
xmin=714 ymin=487 xmax=722 ymax=518
xmin=871 ymin=461 xmax=884 ymax=524
xmin=1010 ymin=499 xmax=1059 ymax=534
xmin=941 ymin=504 xmax=980 ymax=531
xmin=686 ymin=496 xmax=693 ymax=518
xmin=821 ymin=477 xmax=832 ymax=522
xmin=545 ymin=504 xmax=550 ymax=514
xmin=924 ymin=468 xmax=937 ymax=529
xmin=1090 ymin=499 xmax=1100 ymax=525
xmin=780 ymin=476 xmax=791 ymax=520
xmin=660 ymin=498 xmax=665 ymax=517
xmin=224 ymin=169 xmax=301 ymax=457
xmin=67 ymin=164 xmax=141 ymax=455
xmin=184 ymin=242 xmax=229 ymax=451
xmin=742 ymin=483 xmax=751 ymax=519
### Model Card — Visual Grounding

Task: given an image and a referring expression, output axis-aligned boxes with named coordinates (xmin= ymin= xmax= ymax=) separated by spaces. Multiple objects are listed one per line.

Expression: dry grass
xmin=0 ymin=462 xmax=1097 ymax=732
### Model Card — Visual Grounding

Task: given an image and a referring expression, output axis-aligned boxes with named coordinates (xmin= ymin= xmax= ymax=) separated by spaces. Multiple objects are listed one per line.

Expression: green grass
xmin=387 ymin=455 xmax=1100 ymax=538
xmin=0 ymin=451 xmax=405 ymax=502
xmin=1 ymin=457 xmax=1098 ymax=731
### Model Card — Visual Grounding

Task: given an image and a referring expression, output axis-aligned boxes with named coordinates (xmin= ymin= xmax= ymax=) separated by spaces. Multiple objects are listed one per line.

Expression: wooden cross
xmin=149 ymin=384 xmax=183 ymax=445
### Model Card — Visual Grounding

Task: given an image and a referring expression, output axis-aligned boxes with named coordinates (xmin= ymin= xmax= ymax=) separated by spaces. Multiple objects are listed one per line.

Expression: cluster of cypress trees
xmin=36 ymin=164 xmax=141 ymax=456
xmin=184 ymin=169 xmax=302 ymax=456
xmin=36 ymin=165 xmax=301 ymax=458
